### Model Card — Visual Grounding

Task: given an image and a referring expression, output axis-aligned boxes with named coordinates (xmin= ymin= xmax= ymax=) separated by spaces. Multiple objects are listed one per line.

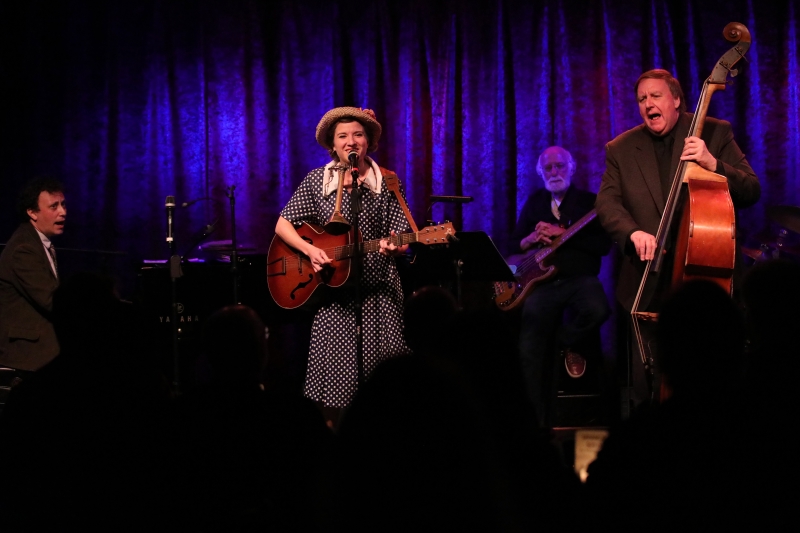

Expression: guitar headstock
xmin=416 ymin=222 xmax=456 ymax=245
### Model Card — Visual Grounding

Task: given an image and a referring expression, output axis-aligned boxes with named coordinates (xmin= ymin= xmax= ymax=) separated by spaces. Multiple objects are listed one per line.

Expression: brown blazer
xmin=0 ymin=222 xmax=60 ymax=370
xmin=596 ymin=113 xmax=760 ymax=311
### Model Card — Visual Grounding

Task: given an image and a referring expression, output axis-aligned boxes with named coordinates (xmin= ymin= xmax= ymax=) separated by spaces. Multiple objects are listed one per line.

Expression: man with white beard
xmin=510 ymin=146 xmax=611 ymax=428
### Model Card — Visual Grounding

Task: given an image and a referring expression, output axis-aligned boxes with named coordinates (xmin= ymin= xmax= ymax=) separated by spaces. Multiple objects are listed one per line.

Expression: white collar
xmin=33 ymin=226 xmax=52 ymax=249
xmin=322 ymin=157 xmax=383 ymax=197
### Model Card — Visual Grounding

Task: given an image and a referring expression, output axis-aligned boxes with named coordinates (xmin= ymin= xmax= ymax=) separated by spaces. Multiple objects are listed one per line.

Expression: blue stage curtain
xmin=2 ymin=0 xmax=798 ymax=356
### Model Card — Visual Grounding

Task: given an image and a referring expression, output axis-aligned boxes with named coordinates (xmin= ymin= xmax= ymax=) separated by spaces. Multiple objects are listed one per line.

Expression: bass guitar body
xmin=494 ymin=209 xmax=597 ymax=311
xmin=494 ymin=251 xmax=557 ymax=311
xmin=266 ymin=223 xmax=352 ymax=310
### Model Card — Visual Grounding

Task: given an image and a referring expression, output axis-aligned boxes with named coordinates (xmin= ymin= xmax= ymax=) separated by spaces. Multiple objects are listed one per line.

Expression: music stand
xmin=410 ymin=231 xmax=514 ymax=308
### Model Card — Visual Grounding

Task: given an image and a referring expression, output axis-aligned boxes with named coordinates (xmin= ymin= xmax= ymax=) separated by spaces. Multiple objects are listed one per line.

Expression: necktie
xmin=48 ymin=244 xmax=58 ymax=277
xmin=551 ymin=197 xmax=561 ymax=220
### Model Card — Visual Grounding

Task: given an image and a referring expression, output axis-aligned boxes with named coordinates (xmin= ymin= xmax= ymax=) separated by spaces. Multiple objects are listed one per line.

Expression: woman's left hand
xmin=379 ymin=230 xmax=406 ymax=257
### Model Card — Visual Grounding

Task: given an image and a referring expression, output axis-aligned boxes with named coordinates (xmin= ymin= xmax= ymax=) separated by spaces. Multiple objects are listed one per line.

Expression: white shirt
xmin=34 ymin=228 xmax=58 ymax=278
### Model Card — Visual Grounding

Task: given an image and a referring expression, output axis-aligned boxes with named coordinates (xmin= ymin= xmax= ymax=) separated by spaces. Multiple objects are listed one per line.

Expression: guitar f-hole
xmin=290 ymin=274 xmax=314 ymax=301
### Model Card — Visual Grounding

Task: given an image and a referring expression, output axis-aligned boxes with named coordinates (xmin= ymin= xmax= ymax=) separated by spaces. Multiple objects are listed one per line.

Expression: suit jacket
xmin=509 ymin=185 xmax=611 ymax=279
xmin=596 ymin=113 xmax=760 ymax=311
xmin=0 ymin=222 xmax=60 ymax=370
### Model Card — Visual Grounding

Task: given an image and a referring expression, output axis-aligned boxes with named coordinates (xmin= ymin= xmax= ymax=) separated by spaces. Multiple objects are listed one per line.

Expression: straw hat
xmin=315 ymin=107 xmax=382 ymax=153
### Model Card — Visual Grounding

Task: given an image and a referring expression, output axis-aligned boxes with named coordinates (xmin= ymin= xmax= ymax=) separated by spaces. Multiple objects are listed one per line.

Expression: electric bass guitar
xmin=494 ymin=209 xmax=597 ymax=311
xmin=267 ymin=222 xmax=456 ymax=309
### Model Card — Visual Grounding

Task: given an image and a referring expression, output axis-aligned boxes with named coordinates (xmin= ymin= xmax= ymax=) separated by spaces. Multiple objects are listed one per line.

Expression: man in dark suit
xmin=0 ymin=177 xmax=67 ymax=375
xmin=595 ymin=69 xmax=760 ymax=402
xmin=510 ymin=146 xmax=612 ymax=428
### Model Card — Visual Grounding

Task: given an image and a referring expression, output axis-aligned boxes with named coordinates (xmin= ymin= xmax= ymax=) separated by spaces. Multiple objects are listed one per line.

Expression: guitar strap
xmin=382 ymin=170 xmax=419 ymax=233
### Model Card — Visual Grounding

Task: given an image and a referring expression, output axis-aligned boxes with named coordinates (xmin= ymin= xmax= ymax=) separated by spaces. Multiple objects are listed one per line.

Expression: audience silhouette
xmin=162 ymin=304 xmax=335 ymax=531
xmin=0 ymin=272 xmax=168 ymax=530
xmin=0 ymin=269 xmax=793 ymax=530
xmin=584 ymin=279 xmax=777 ymax=530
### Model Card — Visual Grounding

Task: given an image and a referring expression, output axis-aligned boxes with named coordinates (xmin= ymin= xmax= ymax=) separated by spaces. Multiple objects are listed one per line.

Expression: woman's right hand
xmin=275 ymin=217 xmax=333 ymax=272
xmin=306 ymin=246 xmax=332 ymax=272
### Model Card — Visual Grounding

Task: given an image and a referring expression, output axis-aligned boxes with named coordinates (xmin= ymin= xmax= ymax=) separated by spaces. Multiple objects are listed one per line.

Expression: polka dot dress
xmin=280 ymin=165 xmax=412 ymax=408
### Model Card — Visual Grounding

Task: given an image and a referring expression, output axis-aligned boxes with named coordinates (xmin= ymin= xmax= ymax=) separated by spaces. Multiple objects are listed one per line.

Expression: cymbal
xmin=767 ymin=205 xmax=800 ymax=235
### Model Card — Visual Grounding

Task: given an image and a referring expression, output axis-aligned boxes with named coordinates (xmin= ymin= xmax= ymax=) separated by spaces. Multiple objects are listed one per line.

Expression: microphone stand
xmin=167 ymin=197 xmax=183 ymax=395
xmin=226 ymin=185 xmax=240 ymax=304
xmin=350 ymin=167 xmax=366 ymax=387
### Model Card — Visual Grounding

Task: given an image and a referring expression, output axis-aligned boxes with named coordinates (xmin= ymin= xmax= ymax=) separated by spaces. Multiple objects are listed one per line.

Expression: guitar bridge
xmin=266 ymin=256 xmax=286 ymax=277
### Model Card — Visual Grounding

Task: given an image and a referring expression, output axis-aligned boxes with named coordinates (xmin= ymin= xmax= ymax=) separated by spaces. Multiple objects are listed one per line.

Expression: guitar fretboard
xmin=334 ymin=232 xmax=415 ymax=260
xmin=323 ymin=228 xmax=451 ymax=260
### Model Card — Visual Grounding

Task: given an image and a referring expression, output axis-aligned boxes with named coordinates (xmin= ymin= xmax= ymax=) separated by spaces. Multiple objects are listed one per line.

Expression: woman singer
xmin=275 ymin=107 xmax=411 ymax=427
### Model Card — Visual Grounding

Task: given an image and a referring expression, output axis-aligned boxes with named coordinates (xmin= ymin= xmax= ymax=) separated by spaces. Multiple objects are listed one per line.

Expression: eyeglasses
xmin=543 ymin=162 xmax=567 ymax=171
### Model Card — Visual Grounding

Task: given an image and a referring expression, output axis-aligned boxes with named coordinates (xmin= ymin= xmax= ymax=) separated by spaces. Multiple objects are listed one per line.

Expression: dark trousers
xmin=518 ymin=275 xmax=610 ymax=427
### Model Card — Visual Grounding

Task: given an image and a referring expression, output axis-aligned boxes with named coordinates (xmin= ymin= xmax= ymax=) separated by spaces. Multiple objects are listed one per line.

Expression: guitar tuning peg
xmin=729 ymin=68 xmax=739 ymax=77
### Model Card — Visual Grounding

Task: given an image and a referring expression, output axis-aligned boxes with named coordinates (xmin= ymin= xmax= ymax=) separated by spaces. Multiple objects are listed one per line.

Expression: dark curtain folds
xmin=2 ymin=0 xmax=798 ymax=357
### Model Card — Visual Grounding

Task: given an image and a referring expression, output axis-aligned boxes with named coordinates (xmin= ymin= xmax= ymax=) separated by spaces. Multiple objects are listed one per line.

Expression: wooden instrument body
xmin=266 ymin=223 xmax=352 ymax=309
xmin=672 ymin=163 xmax=736 ymax=293
xmin=494 ymin=252 xmax=556 ymax=311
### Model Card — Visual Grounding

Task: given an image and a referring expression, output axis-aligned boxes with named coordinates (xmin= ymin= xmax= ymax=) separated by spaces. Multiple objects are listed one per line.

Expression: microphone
xmin=348 ymin=151 xmax=359 ymax=178
xmin=165 ymin=195 xmax=176 ymax=243
xmin=430 ymin=195 xmax=474 ymax=204
xmin=181 ymin=197 xmax=210 ymax=208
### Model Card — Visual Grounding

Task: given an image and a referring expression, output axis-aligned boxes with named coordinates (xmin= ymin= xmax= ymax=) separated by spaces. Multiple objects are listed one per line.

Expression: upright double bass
xmin=631 ymin=23 xmax=752 ymax=393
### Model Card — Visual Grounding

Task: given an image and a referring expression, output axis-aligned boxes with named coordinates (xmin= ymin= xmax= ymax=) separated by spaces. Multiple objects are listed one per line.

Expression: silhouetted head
xmin=742 ymin=259 xmax=800 ymax=359
xmin=403 ymin=285 xmax=459 ymax=355
xmin=656 ymin=280 xmax=745 ymax=397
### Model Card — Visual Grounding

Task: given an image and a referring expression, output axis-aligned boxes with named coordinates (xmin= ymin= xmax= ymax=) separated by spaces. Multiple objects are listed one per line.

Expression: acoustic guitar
xmin=267 ymin=222 xmax=456 ymax=309
xmin=494 ymin=209 xmax=597 ymax=311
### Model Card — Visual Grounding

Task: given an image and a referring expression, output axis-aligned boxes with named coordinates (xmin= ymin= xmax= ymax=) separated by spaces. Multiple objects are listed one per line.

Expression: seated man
xmin=510 ymin=146 xmax=611 ymax=428
xmin=0 ymin=177 xmax=66 ymax=377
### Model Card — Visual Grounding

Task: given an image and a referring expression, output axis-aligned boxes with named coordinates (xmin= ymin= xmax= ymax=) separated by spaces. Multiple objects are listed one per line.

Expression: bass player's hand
xmin=681 ymin=136 xmax=717 ymax=172
xmin=630 ymin=230 xmax=656 ymax=261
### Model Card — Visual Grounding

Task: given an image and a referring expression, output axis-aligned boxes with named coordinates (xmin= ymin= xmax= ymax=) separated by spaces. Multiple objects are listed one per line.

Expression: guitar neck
xmin=534 ymin=209 xmax=597 ymax=263
xmin=326 ymin=231 xmax=421 ymax=260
